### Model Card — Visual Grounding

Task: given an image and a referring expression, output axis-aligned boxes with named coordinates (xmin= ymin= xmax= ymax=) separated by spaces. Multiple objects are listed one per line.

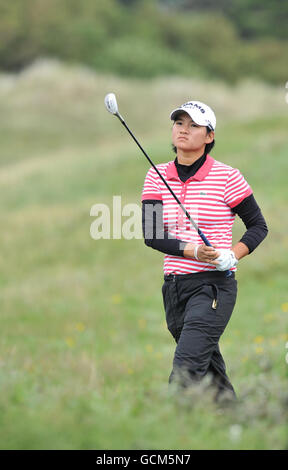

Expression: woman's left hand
xmin=209 ymin=249 xmax=238 ymax=271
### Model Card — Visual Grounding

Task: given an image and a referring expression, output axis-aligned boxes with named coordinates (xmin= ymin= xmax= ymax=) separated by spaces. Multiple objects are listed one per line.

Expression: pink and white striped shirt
xmin=141 ymin=155 xmax=253 ymax=275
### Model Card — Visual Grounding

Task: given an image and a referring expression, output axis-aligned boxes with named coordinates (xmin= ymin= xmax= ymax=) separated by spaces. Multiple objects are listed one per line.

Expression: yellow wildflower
xmin=154 ymin=352 xmax=163 ymax=360
xmin=65 ymin=337 xmax=76 ymax=348
xmin=264 ymin=314 xmax=274 ymax=323
xmin=241 ymin=355 xmax=249 ymax=363
xmin=253 ymin=335 xmax=264 ymax=344
xmin=75 ymin=322 xmax=85 ymax=332
xmin=112 ymin=294 xmax=123 ymax=304
xmin=138 ymin=318 xmax=147 ymax=329
xmin=255 ymin=346 xmax=264 ymax=354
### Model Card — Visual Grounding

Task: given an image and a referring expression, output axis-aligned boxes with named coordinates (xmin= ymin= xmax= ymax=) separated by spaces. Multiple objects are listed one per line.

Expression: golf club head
xmin=104 ymin=93 xmax=118 ymax=115
xmin=104 ymin=93 xmax=125 ymax=123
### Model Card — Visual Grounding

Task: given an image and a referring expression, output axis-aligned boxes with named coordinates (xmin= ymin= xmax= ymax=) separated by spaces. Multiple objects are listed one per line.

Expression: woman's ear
xmin=205 ymin=130 xmax=215 ymax=144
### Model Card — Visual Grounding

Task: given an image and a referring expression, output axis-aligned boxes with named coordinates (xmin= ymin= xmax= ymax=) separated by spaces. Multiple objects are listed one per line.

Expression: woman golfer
xmin=141 ymin=100 xmax=268 ymax=401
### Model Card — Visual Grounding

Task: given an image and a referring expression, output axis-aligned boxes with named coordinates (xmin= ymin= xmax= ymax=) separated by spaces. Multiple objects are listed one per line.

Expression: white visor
xmin=170 ymin=100 xmax=216 ymax=131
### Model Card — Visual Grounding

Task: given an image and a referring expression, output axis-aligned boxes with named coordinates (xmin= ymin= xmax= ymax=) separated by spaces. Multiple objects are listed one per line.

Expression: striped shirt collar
xmin=166 ymin=154 xmax=215 ymax=182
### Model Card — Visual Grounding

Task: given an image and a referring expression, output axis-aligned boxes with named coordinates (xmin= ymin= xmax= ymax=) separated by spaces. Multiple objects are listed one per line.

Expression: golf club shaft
xmin=118 ymin=114 xmax=232 ymax=277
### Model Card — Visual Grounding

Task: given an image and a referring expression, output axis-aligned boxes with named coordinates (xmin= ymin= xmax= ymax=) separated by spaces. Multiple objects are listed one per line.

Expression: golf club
xmin=104 ymin=92 xmax=232 ymax=277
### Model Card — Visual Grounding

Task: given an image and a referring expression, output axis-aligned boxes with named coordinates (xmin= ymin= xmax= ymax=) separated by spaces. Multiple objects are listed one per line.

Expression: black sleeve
xmin=142 ymin=200 xmax=187 ymax=257
xmin=232 ymin=194 xmax=268 ymax=253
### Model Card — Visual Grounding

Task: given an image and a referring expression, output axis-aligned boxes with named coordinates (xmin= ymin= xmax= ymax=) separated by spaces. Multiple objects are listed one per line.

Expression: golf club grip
xmin=120 ymin=119 xmax=232 ymax=277
xmin=198 ymin=231 xmax=211 ymax=247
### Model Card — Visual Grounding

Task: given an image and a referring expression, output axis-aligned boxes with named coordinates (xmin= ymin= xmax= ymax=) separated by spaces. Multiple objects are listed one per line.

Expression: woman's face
xmin=172 ymin=112 xmax=214 ymax=154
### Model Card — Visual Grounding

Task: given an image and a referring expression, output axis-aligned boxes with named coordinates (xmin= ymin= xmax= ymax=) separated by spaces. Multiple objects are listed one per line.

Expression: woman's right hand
xmin=184 ymin=243 xmax=220 ymax=263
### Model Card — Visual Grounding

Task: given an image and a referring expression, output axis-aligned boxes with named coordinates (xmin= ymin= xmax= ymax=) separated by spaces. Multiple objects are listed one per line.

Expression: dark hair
xmin=172 ymin=126 xmax=215 ymax=155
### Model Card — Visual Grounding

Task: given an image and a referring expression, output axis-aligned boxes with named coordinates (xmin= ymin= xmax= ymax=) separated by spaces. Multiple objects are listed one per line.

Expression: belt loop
xmin=164 ymin=273 xmax=176 ymax=282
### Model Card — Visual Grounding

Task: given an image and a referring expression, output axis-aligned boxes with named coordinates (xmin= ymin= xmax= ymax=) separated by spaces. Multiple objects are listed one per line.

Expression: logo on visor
xmin=182 ymin=102 xmax=206 ymax=114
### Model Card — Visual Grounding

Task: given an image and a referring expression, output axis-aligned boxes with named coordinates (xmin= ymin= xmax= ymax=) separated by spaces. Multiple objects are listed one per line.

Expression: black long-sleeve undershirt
xmin=142 ymin=156 xmax=268 ymax=256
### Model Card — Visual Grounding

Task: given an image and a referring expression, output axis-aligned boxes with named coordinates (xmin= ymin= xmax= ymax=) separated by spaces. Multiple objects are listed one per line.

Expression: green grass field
xmin=0 ymin=60 xmax=287 ymax=450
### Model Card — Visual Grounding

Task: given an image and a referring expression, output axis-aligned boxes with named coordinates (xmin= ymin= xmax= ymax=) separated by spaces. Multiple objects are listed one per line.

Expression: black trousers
xmin=162 ymin=271 xmax=238 ymax=400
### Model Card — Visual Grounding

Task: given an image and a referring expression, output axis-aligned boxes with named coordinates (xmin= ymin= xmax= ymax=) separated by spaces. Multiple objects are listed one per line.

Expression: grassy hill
xmin=0 ymin=60 xmax=287 ymax=449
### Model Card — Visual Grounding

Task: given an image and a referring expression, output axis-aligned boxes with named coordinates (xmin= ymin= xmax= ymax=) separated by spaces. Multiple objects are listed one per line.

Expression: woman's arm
xmin=183 ymin=194 xmax=268 ymax=265
xmin=232 ymin=193 xmax=268 ymax=259
xmin=142 ymin=200 xmax=186 ymax=256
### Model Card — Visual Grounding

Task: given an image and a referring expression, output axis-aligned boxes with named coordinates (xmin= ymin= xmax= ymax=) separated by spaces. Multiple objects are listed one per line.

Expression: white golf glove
xmin=214 ymin=249 xmax=238 ymax=271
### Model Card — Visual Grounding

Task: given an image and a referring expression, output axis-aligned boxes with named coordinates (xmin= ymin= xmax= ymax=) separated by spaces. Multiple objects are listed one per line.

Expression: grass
xmin=0 ymin=59 xmax=287 ymax=450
